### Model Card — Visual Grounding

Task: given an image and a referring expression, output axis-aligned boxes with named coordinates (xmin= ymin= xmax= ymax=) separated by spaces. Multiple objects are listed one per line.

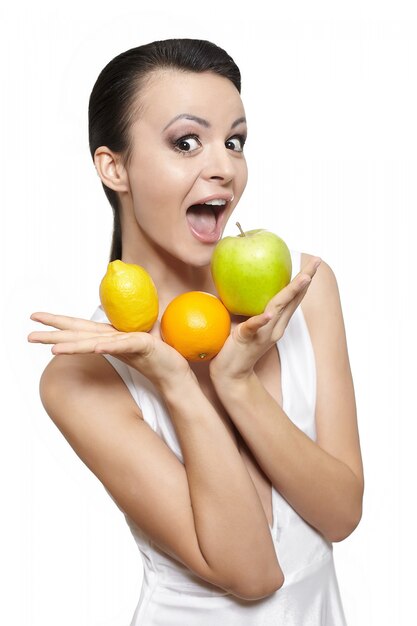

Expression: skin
xmin=95 ymin=68 xmax=249 ymax=315
xmin=36 ymin=68 xmax=322 ymax=384
xmin=28 ymin=67 xmax=364 ymax=596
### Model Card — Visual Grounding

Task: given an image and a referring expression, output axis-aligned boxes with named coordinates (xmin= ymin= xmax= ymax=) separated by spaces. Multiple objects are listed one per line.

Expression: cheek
xmin=161 ymin=162 xmax=195 ymax=190
xmin=132 ymin=152 xmax=194 ymax=198
xmin=129 ymin=159 xmax=193 ymax=224
xmin=238 ymin=160 xmax=248 ymax=192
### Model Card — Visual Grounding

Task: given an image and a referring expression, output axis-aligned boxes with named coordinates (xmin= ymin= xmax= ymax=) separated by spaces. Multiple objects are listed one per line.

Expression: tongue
xmin=186 ymin=204 xmax=216 ymax=234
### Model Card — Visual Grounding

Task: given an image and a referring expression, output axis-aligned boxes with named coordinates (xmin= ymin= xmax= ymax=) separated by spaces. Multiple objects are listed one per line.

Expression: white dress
xmin=90 ymin=248 xmax=348 ymax=625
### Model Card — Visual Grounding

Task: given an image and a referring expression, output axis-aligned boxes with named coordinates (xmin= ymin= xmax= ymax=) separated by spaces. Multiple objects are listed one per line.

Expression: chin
xmin=187 ymin=252 xmax=213 ymax=268
xmin=181 ymin=245 xmax=215 ymax=269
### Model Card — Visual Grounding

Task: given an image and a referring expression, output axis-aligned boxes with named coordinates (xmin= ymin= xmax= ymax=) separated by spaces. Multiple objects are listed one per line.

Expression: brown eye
xmin=225 ymin=135 xmax=246 ymax=152
xmin=173 ymin=135 xmax=201 ymax=153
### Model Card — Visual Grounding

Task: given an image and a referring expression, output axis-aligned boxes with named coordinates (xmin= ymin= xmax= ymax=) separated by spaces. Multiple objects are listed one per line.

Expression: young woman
xmin=28 ymin=38 xmax=364 ymax=625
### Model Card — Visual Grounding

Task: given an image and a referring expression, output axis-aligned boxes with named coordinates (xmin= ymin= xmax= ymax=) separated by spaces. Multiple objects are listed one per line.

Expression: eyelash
xmin=171 ymin=133 xmax=247 ymax=156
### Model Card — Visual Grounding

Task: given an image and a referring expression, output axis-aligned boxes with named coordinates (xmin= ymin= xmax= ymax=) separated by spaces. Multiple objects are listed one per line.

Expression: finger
xmin=236 ymin=311 xmax=273 ymax=342
xmin=270 ymin=279 xmax=311 ymax=333
xmin=287 ymin=257 xmax=321 ymax=300
xmin=300 ymin=256 xmax=322 ymax=278
xmin=27 ymin=329 xmax=117 ymax=344
xmin=267 ymin=257 xmax=322 ymax=313
xmin=267 ymin=274 xmax=311 ymax=312
xmin=30 ymin=312 xmax=114 ymax=333
xmin=51 ymin=334 xmax=125 ymax=355
xmin=261 ymin=258 xmax=322 ymax=333
xmin=264 ymin=275 xmax=310 ymax=321
xmin=277 ymin=257 xmax=321 ymax=304
xmin=94 ymin=333 xmax=153 ymax=357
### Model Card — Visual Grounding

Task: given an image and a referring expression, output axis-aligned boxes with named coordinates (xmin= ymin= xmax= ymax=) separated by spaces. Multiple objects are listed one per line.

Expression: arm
xmin=210 ymin=259 xmax=364 ymax=543
xmin=39 ymin=353 xmax=283 ymax=600
xmin=156 ymin=374 xmax=284 ymax=595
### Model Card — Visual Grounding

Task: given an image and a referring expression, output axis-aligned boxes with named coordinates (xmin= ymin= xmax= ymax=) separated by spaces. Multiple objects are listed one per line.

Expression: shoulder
xmin=299 ymin=251 xmax=356 ymax=393
xmin=299 ymin=251 xmax=340 ymax=325
xmin=39 ymin=353 xmax=143 ymax=424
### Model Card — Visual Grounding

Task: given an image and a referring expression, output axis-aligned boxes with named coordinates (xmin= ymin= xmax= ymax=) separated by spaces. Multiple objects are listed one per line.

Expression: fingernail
xmin=313 ymin=258 xmax=322 ymax=270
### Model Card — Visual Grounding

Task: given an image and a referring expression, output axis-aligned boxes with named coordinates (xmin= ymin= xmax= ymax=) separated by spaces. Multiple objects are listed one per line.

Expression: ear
xmin=94 ymin=147 xmax=130 ymax=193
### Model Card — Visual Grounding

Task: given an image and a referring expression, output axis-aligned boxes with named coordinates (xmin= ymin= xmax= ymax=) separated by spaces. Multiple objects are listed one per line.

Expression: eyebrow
xmin=162 ymin=114 xmax=247 ymax=132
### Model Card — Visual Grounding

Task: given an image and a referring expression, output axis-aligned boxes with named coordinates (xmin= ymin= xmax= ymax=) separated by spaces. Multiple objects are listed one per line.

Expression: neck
xmin=120 ymin=210 xmax=218 ymax=316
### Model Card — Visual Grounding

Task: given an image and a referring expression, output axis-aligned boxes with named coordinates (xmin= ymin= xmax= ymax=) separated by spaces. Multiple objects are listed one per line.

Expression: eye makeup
xmin=167 ymin=130 xmax=247 ymax=156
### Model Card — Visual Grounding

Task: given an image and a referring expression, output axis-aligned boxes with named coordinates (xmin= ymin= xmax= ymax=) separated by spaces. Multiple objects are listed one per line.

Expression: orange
xmin=160 ymin=291 xmax=231 ymax=362
xmin=99 ymin=260 xmax=159 ymax=332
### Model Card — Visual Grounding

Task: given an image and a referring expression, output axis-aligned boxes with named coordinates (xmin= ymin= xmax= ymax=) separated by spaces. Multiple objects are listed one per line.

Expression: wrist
xmin=209 ymin=366 xmax=257 ymax=395
xmin=155 ymin=368 xmax=198 ymax=400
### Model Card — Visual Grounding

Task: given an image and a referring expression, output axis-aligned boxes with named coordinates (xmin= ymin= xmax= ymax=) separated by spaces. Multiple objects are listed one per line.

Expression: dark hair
xmin=88 ymin=38 xmax=241 ymax=262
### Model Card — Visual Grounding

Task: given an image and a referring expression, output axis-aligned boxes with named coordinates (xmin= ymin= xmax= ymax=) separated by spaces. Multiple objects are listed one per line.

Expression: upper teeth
xmin=204 ymin=199 xmax=227 ymax=206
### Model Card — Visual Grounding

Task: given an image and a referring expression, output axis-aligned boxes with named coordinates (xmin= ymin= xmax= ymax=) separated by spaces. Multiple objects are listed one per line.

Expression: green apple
xmin=210 ymin=223 xmax=292 ymax=316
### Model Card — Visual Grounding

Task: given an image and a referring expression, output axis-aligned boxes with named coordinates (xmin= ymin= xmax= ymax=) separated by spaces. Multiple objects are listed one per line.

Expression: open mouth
xmin=186 ymin=202 xmax=228 ymax=243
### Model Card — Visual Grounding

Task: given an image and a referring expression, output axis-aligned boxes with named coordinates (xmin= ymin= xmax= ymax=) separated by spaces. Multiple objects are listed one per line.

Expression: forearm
xmin=159 ymin=373 xmax=283 ymax=593
xmin=212 ymin=372 xmax=363 ymax=543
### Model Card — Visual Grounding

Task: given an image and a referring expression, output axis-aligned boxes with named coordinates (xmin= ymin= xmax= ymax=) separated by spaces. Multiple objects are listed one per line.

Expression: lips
xmin=186 ymin=200 xmax=230 ymax=243
xmin=185 ymin=193 xmax=233 ymax=243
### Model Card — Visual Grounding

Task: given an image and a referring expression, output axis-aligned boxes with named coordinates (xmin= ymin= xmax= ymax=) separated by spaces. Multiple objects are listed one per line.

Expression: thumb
xmin=236 ymin=311 xmax=273 ymax=342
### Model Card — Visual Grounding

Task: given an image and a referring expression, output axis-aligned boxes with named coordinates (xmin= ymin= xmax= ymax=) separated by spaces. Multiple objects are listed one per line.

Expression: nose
xmin=201 ymin=142 xmax=235 ymax=183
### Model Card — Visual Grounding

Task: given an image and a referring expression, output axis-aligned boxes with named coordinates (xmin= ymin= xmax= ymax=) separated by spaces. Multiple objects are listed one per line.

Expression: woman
xmin=28 ymin=39 xmax=364 ymax=624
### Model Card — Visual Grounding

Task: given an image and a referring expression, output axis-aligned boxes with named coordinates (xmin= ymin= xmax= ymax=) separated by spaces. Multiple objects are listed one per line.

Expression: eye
xmin=173 ymin=134 xmax=201 ymax=154
xmin=225 ymin=134 xmax=246 ymax=152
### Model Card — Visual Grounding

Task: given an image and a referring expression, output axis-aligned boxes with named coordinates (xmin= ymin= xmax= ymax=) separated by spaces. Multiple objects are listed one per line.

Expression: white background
xmin=1 ymin=1 xmax=415 ymax=624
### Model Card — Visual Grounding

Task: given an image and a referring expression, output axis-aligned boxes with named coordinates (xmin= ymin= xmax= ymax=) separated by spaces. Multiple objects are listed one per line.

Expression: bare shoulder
xmin=299 ymin=250 xmax=347 ymax=383
xmin=39 ymin=353 xmax=143 ymax=423
xmin=299 ymin=251 xmax=338 ymax=322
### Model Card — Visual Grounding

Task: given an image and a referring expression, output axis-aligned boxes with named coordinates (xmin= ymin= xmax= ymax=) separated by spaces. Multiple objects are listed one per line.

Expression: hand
xmin=27 ymin=312 xmax=195 ymax=392
xmin=209 ymin=257 xmax=322 ymax=382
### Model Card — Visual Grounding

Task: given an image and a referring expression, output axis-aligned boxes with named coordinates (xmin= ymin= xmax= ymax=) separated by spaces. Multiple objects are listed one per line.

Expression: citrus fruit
xmin=99 ymin=260 xmax=159 ymax=332
xmin=160 ymin=291 xmax=231 ymax=362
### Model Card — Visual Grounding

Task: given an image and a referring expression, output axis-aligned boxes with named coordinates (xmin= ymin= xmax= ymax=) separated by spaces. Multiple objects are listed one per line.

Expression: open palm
xmin=209 ymin=256 xmax=322 ymax=381
xmin=28 ymin=312 xmax=193 ymax=390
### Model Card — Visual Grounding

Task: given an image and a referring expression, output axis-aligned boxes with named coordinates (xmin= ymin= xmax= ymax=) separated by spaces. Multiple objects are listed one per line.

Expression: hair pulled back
xmin=88 ymin=38 xmax=241 ymax=261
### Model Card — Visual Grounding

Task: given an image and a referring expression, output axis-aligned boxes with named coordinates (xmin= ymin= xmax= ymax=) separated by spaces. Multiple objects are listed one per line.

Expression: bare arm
xmin=158 ymin=373 xmax=284 ymax=594
xmin=39 ymin=353 xmax=283 ymax=600
xmin=211 ymin=372 xmax=362 ymax=543
xmin=210 ymin=258 xmax=364 ymax=543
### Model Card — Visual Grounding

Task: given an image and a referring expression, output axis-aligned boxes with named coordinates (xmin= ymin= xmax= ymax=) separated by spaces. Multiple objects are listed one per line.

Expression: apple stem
xmin=236 ymin=222 xmax=245 ymax=236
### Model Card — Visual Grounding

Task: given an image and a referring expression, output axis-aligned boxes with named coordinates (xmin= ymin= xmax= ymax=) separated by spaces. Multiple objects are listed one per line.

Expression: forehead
xmin=134 ymin=69 xmax=245 ymax=125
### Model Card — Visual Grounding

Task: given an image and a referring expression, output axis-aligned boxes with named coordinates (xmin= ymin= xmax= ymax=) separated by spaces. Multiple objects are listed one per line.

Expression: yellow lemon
xmin=99 ymin=260 xmax=159 ymax=332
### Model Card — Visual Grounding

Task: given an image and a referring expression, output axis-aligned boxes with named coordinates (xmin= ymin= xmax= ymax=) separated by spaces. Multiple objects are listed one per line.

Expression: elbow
xmin=327 ymin=478 xmax=364 ymax=543
xmin=257 ymin=571 xmax=285 ymax=599
xmin=328 ymin=504 xmax=363 ymax=543
xmin=231 ymin=568 xmax=285 ymax=601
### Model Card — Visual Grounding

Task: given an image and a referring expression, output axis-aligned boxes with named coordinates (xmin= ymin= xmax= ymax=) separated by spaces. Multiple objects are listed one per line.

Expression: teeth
xmin=204 ymin=199 xmax=227 ymax=206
